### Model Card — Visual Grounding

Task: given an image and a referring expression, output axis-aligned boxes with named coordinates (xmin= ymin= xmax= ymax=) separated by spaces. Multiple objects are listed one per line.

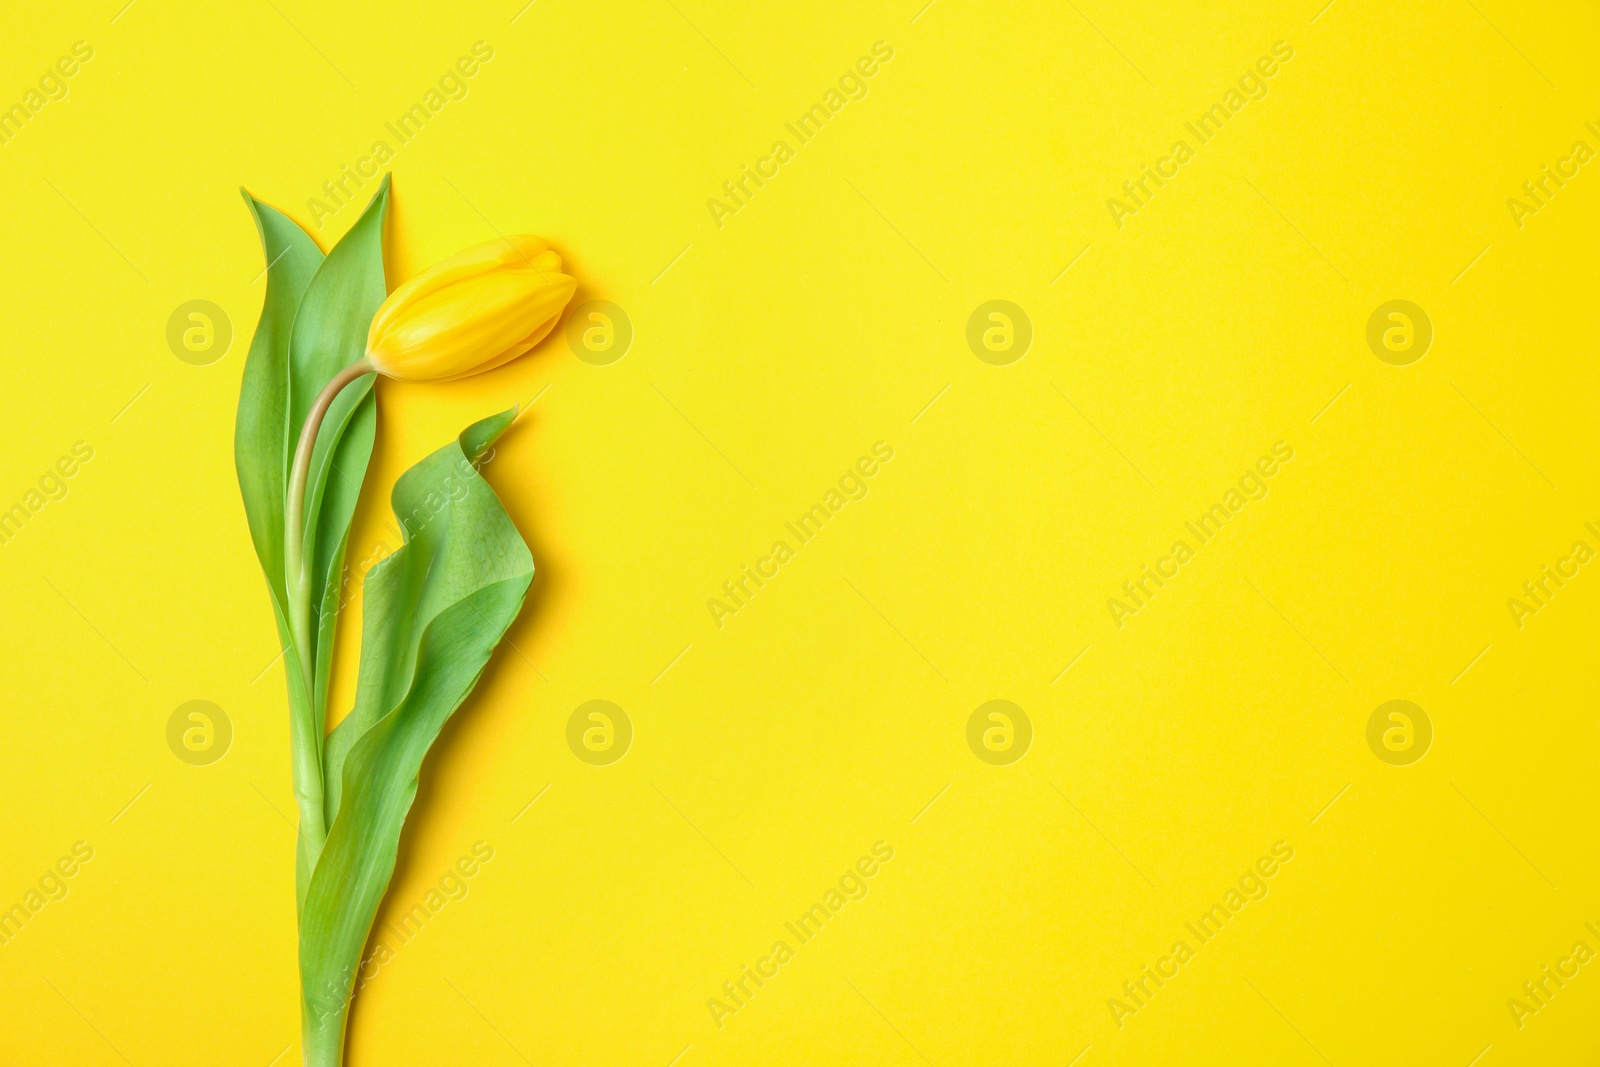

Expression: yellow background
xmin=1 ymin=0 xmax=1597 ymax=1064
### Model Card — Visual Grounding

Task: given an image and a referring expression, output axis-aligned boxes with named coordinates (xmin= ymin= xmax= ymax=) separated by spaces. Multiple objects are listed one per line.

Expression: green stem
xmin=284 ymin=357 xmax=374 ymax=861
xmin=302 ymin=999 xmax=350 ymax=1067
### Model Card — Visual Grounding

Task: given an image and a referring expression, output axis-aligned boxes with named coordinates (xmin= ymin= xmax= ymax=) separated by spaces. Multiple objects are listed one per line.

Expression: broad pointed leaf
xmin=234 ymin=195 xmax=328 ymax=910
xmin=234 ymin=194 xmax=322 ymax=620
xmin=299 ymin=409 xmax=533 ymax=1048
xmin=288 ymin=177 xmax=390 ymax=732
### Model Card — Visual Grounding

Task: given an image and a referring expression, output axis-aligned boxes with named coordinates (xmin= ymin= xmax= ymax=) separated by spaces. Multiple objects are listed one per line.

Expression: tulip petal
xmin=369 ymin=266 xmax=576 ymax=381
xmin=439 ymin=312 xmax=562 ymax=379
xmin=368 ymin=235 xmax=553 ymax=342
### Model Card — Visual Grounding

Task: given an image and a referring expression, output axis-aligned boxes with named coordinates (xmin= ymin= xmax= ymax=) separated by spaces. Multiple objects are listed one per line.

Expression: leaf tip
xmin=460 ymin=406 xmax=520 ymax=463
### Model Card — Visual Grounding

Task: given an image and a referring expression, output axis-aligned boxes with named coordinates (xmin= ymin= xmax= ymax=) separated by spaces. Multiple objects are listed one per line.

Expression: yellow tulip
xmin=366 ymin=234 xmax=576 ymax=382
xmin=282 ymin=235 xmax=575 ymax=684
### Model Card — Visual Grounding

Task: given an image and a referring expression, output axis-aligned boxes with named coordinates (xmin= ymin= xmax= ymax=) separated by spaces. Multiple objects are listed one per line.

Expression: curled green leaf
xmin=298 ymin=408 xmax=533 ymax=1065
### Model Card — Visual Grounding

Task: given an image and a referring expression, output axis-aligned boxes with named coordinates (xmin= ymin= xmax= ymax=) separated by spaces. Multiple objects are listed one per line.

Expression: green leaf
xmin=291 ymin=175 xmax=391 ymax=731
xmin=299 ymin=409 xmax=533 ymax=1056
xmin=234 ymin=195 xmax=329 ymax=910
xmin=236 ymin=180 xmax=391 ymax=915
xmin=234 ymin=193 xmax=323 ymax=623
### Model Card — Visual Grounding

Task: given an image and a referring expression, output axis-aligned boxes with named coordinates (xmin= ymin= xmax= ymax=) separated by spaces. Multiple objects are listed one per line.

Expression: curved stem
xmin=283 ymin=357 xmax=374 ymax=856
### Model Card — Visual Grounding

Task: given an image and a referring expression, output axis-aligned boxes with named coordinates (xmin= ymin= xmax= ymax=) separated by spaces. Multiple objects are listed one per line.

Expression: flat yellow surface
xmin=1 ymin=1 xmax=1597 ymax=1064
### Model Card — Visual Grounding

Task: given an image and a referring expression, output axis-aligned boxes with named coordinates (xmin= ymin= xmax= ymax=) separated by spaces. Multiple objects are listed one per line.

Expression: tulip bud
xmin=366 ymin=234 xmax=577 ymax=382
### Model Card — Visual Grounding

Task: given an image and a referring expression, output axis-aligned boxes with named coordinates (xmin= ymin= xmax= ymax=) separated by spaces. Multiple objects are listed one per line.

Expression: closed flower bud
xmin=366 ymin=234 xmax=577 ymax=381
